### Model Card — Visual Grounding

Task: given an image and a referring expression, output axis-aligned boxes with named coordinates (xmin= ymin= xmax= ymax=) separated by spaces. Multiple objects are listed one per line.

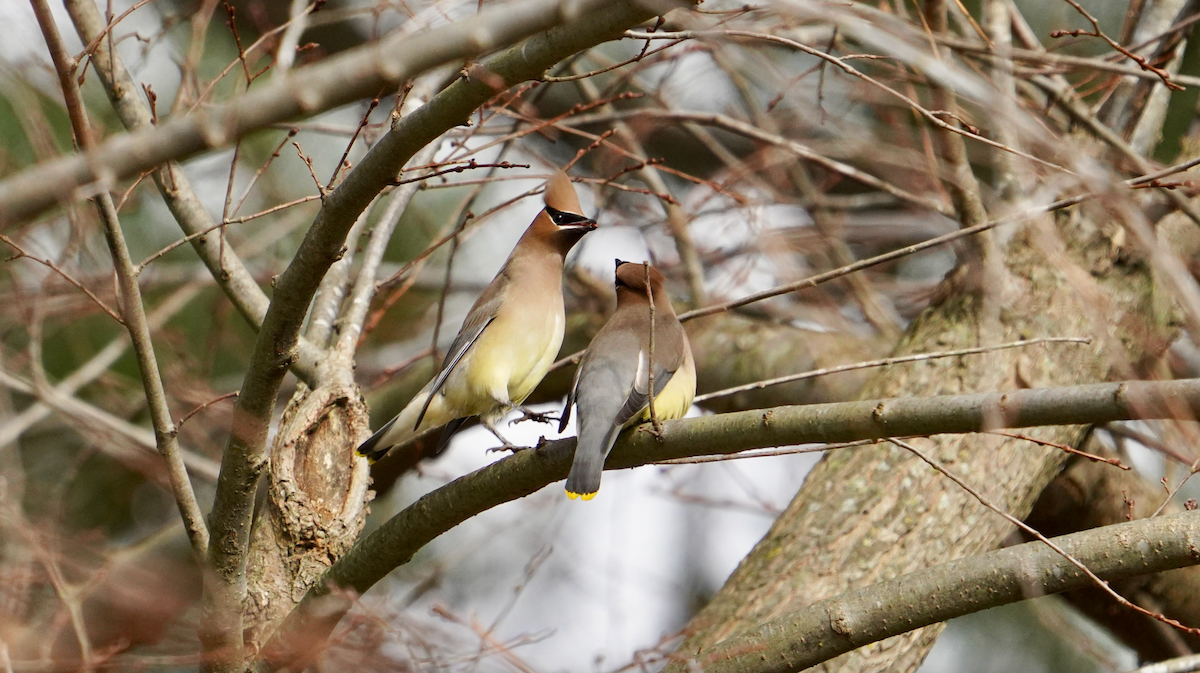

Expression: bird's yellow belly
xmin=634 ymin=345 xmax=696 ymax=424
xmin=445 ymin=308 xmax=564 ymax=418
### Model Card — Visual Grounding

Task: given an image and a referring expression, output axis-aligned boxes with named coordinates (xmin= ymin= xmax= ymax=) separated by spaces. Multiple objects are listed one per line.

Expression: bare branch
xmin=0 ymin=0 xmax=632 ymax=226
xmin=564 ymin=108 xmax=951 ymax=215
xmin=694 ymin=337 xmax=1091 ymax=403
xmin=0 ymin=367 xmax=220 ymax=482
xmin=62 ymin=0 xmax=325 ymax=384
xmin=31 ymin=0 xmax=210 ymax=562
xmin=664 ymin=511 xmax=1200 ymax=673
xmin=0 ymin=281 xmax=204 ymax=450
xmin=202 ymin=1 xmax=669 ymax=665
xmin=265 ymin=377 xmax=1200 ymax=662
xmin=330 ymin=144 xmax=439 ymax=365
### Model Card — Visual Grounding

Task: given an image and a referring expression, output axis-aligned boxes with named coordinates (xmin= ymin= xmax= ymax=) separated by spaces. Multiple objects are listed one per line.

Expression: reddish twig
xmin=388 ymin=160 xmax=530 ymax=186
xmin=177 ymin=391 xmax=239 ymax=428
xmin=0 ymin=234 xmax=124 ymax=324
xmin=891 ymin=438 xmax=1200 ymax=639
xmin=988 ymin=430 xmax=1131 ymax=470
xmin=1051 ymin=0 xmax=1183 ymax=91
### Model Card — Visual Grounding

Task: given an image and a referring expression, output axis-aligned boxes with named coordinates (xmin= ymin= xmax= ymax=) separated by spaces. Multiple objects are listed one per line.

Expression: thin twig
xmin=573 ymin=70 xmax=707 ymax=304
xmin=988 ymin=430 xmax=1130 ymax=469
xmin=0 ymin=282 xmax=204 ymax=450
xmin=177 ymin=391 xmax=240 ymax=429
xmin=229 ymin=128 xmax=298 ymax=217
xmin=625 ymin=29 xmax=1072 ymax=174
xmin=694 ymin=338 xmax=1090 ymax=403
xmin=62 ymin=0 xmax=325 ymax=384
xmin=0 ymin=347 xmax=222 ymax=481
xmin=1104 ymin=424 xmax=1196 ymax=466
xmin=563 ymin=108 xmax=950 ymax=214
xmin=326 ymin=95 xmax=380 ymax=192
xmin=1052 ymin=0 xmax=1182 ymax=90
xmin=645 ymin=262 xmax=662 ymax=436
xmin=389 ymin=160 xmax=530 ymax=185
xmin=0 ymin=234 xmax=124 ymax=324
xmin=656 ymin=438 xmax=880 ymax=464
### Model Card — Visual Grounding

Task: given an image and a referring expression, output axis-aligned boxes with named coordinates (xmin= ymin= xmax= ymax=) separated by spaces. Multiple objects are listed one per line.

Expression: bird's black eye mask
xmin=545 ymin=205 xmax=593 ymax=227
xmin=614 ymin=259 xmax=632 ymax=289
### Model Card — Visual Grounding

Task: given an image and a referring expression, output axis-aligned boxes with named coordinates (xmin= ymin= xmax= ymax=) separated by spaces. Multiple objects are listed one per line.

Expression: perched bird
xmin=357 ymin=170 xmax=597 ymax=462
xmin=559 ymin=261 xmax=695 ymax=500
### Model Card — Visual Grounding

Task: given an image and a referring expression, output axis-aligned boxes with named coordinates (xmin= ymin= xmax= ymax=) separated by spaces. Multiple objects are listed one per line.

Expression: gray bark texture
xmin=669 ymin=206 xmax=1177 ymax=672
xmin=242 ymin=382 xmax=372 ymax=652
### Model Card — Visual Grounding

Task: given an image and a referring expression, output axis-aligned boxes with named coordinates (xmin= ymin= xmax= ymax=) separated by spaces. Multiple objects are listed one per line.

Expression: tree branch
xmin=0 ymin=0 xmax=633 ymax=226
xmin=1029 ymin=440 xmax=1200 ymax=659
xmin=31 ymin=0 xmax=210 ymax=563
xmin=0 ymin=366 xmax=220 ymax=482
xmin=264 ymin=377 xmax=1200 ymax=663
xmin=664 ymin=512 xmax=1200 ymax=673
xmin=62 ymin=0 xmax=324 ymax=384
xmin=0 ymin=282 xmax=203 ymax=451
xmin=329 ymin=144 xmax=439 ymax=367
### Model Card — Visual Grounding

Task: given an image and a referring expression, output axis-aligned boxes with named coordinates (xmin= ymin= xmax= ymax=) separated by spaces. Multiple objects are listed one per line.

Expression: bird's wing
xmin=613 ymin=313 xmax=688 ymax=426
xmin=613 ymin=348 xmax=677 ymax=427
xmin=413 ymin=282 xmax=506 ymax=430
xmin=567 ymin=337 xmax=641 ymax=497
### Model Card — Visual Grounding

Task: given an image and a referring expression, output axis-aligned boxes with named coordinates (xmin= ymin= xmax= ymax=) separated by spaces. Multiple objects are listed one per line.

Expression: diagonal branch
xmin=0 ymin=0 xmax=634 ymax=226
xmin=264 ymin=377 xmax=1200 ymax=662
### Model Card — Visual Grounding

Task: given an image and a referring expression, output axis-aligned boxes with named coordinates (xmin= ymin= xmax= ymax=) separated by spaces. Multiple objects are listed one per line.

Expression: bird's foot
xmin=485 ymin=441 xmax=530 ymax=454
xmin=482 ymin=420 xmax=530 ymax=453
xmin=509 ymin=407 xmax=558 ymax=426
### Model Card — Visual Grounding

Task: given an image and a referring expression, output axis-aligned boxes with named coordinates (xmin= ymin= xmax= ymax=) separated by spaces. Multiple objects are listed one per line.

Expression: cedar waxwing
xmin=357 ymin=171 xmax=597 ymax=462
xmin=559 ymin=261 xmax=696 ymax=500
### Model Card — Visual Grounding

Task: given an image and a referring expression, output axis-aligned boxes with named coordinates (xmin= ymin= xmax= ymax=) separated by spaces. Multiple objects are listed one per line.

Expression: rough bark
xmin=242 ymin=382 xmax=372 ymax=652
xmin=669 ymin=204 xmax=1175 ymax=673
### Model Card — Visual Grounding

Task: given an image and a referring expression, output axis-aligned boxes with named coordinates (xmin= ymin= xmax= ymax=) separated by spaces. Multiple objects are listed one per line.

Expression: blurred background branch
xmin=4 ymin=0 xmax=1200 ymax=671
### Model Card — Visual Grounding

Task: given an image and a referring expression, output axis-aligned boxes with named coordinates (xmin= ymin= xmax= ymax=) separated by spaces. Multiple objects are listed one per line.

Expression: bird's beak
xmin=563 ymin=217 xmax=597 ymax=232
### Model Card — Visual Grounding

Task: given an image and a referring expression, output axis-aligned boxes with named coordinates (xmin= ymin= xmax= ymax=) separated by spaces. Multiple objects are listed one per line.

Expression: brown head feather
xmin=613 ymin=260 xmax=676 ymax=315
xmin=543 ymin=169 xmax=584 ymax=214
xmin=517 ymin=169 xmax=595 ymax=257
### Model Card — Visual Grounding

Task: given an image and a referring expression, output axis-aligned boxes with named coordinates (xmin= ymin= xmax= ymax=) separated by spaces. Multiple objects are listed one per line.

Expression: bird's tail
xmin=565 ymin=425 xmax=619 ymax=500
xmin=355 ymin=392 xmax=429 ymax=463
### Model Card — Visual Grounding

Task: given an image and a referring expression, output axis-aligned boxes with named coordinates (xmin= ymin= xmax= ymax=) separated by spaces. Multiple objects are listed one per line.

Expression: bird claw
xmin=486 ymin=442 xmax=529 ymax=454
xmin=509 ymin=408 xmax=558 ymax=426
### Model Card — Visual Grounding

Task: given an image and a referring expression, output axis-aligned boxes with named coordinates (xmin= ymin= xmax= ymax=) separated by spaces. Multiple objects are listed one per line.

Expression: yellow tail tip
xmin=565 ymin=490 xmax=597 ymax=501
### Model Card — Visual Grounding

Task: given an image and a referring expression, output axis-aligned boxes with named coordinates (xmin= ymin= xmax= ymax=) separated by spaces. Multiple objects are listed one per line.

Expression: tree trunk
xmin=670 ymin=207 xmax=1175 ymax=672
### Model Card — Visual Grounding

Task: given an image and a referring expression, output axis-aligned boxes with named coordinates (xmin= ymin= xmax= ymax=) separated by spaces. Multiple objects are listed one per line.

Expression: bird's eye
xmin=545 ymin=206 xmax=590 ymax=227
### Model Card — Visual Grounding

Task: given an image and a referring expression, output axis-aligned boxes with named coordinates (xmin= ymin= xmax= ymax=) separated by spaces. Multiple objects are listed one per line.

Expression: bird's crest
xmin=543 ymin=169 xmax=584 ymax=214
